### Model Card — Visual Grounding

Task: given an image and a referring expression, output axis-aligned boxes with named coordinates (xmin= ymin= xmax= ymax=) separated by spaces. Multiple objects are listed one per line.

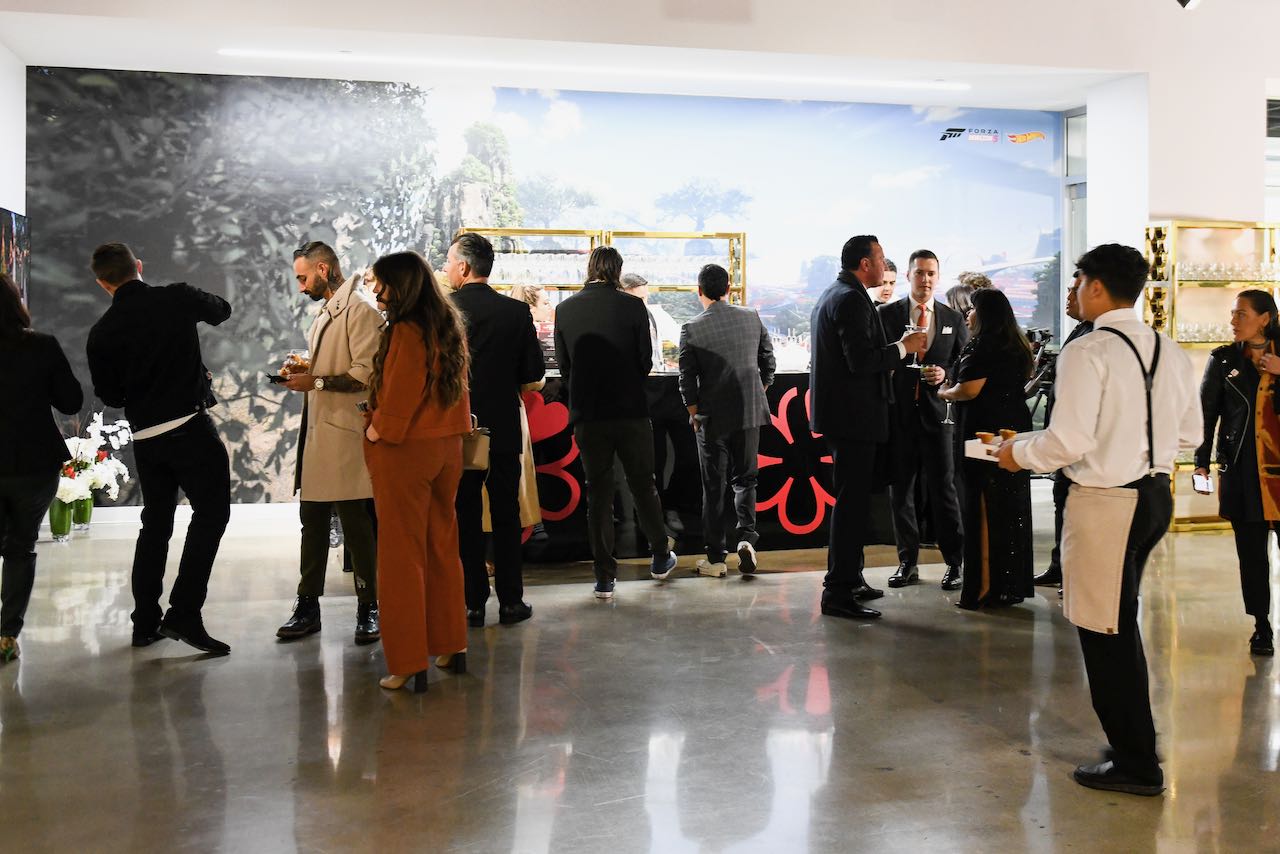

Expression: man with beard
xmin=276 ymin=241 xmax=383 ymax=645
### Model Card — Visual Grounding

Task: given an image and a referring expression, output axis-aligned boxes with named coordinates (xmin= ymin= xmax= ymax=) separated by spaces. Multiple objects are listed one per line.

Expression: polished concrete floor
xmin=2 ymin=486 xmax=1278 ymax=853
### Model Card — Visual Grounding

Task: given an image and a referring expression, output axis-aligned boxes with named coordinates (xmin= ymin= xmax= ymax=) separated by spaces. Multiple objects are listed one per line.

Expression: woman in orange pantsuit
xmin=364 ymin=251 xmax=473 ymax=692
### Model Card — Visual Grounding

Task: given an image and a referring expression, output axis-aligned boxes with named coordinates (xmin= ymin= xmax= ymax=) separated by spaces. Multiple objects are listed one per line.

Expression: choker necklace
xmin=1247 ymin=341 xmax=1269 ymax=350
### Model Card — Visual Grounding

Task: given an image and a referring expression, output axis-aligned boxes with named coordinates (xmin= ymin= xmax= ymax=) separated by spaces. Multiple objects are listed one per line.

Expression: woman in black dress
xmin=939 ymin=288 xmax=1034 ymax=609
xmin=1195 ymin=289 xmax=1280 ymax=656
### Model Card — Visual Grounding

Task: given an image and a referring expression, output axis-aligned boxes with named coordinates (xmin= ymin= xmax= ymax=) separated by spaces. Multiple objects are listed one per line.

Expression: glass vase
xmin=73 ymin=497 xmax=94 ymax=531
xmin=48 ymin=499 xmax=73 ymax=543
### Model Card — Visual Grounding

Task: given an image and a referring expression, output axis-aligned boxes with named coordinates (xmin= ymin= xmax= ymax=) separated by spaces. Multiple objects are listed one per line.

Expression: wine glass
xmin=905 ymin=323 xmax=925 ymax=370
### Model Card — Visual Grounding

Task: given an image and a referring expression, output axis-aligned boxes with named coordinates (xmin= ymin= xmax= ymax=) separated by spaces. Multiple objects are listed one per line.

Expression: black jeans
xmin=1076 ymin=474 xmax=1171 ymax=783
xmin=456 ymin=450 xmax=525 ymax=610
xmin=1047 ymin=470 xmax=1070 ymax=572
xmin=889 ymin=425 xmax=963 ymax=568
xmin=574 ymin=419 xmax=668 ymax=581
xmin=0 ymin=469 xmax=59 ymax=637
xmin=696 ymin=427 xmax=760 ymax=563
xmin=824 ymin=437 xmax=877 ymax=593
xmin=1229 ymin=520 xmax=1279 ymax=618
xmin=299 ymin=499 xmax=376 ymax=603
xmin=131 ymin=414 xmax=231 ymax=630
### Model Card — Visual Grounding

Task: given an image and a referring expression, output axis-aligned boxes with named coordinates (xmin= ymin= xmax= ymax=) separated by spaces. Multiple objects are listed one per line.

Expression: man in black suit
xmin=810 ymin=235 xmax=927 ymax=620
xmin=554 ymin=246 xmax=676 ymax=600
xmin=86 ymin=242 xmax=232 ymax=654
xmin=1034 ymin=269 xmax=1094 ymax=587
xmin=448 ymin=232 xmax=545 ymax=627
xmin=878 ymin=249 xmax=968 ymax=590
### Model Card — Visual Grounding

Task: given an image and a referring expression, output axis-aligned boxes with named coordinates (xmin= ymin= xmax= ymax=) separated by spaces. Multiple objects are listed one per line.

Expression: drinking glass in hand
xmin=905 ymin=324 xmax=925 ymax=369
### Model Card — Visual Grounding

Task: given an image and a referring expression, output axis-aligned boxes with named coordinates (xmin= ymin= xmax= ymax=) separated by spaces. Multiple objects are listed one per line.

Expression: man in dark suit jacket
xmin=809 ymin=235 xmax=927 ymax=620
xmin=879 ymin=250 xmax=968 ymax=590
xmin=447 ymin=233 xmax=545 ymax=627
xmin=86 ymin=242 xmax=232 ymax=654
xmin=678 ymin=264 xmax=776 ymax=577
xmin=554 ymin=247 xmax=676 ymax=600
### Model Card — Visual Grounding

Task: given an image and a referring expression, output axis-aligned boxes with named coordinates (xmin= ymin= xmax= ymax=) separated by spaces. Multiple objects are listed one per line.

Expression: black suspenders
xmin=1099 ymin=326 xmax=1162 ymax=478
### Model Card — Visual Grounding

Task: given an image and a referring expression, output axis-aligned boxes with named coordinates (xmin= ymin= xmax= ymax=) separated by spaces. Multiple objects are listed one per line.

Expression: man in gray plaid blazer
xmin=678 ymin=264 xmax=776 ymax=577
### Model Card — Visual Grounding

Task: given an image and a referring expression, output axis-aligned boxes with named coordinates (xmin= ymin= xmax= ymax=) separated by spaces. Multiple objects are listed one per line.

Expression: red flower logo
xmin=757 ymin=386 xmax=833 ymax=535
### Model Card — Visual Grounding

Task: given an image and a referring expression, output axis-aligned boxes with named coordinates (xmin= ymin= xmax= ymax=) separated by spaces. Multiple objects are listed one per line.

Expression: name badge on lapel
xmin=942 ymin=326 xmax=954 ymax=335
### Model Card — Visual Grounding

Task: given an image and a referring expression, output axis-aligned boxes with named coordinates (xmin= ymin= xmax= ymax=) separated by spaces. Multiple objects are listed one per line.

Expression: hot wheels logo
xmin=1007 ymin=131 xmax=1046 ymax=144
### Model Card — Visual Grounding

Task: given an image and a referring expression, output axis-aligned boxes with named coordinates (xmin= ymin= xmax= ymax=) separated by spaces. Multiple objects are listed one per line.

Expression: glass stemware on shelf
xmin=1179 ymin=261 xmax=1280 ymax=282
xmin=1177 ymin=321 xmax=1234 ymax=343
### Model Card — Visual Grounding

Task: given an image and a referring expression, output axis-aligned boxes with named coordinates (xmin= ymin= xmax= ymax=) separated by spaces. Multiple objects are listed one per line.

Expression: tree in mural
xmin=1031 ymin=252 xmax=1062 ymax=341
xmin=655 ymin=179 xmax=751 ymax=230
xmin=517 ymin=174 xmax=596 ymax=228
xmin=801 ymin=255 xmax=841 ymax=295
xmin=431 ymin=122 xmax=523 ymax=262
xmin=26 ymin=68 xmax=441 ymax=502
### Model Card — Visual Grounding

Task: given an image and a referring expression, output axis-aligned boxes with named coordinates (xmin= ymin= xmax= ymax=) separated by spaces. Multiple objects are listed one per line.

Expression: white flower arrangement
xmin=58 ymin=412 xmax=133 ymax=505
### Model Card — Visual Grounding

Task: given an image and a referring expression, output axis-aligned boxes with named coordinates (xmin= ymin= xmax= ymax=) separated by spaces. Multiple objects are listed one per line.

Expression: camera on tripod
xmin=1024 ymin=327 xmax=1057 ymax=407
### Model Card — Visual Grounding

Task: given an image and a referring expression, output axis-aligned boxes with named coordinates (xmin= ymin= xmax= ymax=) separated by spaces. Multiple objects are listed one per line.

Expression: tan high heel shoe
xmin=379 ymin=670 xmax=428 ymax=693
xmin=435 ymin=650 xmax=467 ymax=674
xmin=0 ymin=637 xmax=17 ymax=664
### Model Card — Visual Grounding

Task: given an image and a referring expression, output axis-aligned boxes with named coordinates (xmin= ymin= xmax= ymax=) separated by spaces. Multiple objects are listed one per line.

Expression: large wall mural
xmin=26 ymin=67 xmax=1061 ymax=503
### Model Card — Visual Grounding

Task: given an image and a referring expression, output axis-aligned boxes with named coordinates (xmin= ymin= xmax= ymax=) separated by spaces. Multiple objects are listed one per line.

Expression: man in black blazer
xmin=86 ymin=242 xmax=232 ymax=654
xmin=554 ymin=247 xmax=676 ymax=600
xmin=809 ymin=235 xmax=927 ymax=620
xmin=879 ymin=250 xmax=968 ymax=590
xmin=448 ymin=233 xmax=545 ymax=627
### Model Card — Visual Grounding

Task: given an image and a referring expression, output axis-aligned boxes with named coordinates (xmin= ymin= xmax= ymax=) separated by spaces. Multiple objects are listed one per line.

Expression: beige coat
xmin=295 ymin=275 xmax=385 ymax=501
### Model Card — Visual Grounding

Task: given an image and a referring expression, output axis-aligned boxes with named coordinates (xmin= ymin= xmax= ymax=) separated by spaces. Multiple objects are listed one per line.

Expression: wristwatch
xmin=313 ymin=377 xmax=326 ymax=391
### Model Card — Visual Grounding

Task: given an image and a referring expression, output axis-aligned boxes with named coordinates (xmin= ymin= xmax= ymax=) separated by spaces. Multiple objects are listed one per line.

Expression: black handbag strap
xmin=1099 ymin=326 xmax=1161 ymax=477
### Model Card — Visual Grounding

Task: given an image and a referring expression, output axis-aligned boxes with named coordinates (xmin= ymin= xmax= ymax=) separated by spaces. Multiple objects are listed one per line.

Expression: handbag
xmin=462 ymin=414 xmax=491 ymax=471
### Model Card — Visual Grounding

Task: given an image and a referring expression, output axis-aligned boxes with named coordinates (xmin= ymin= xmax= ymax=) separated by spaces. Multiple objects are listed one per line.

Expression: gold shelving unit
xmin=604 ymin=230 xmax=747 ymax=305
xmin=1145 ymin=219 xmax=1279 ymax=531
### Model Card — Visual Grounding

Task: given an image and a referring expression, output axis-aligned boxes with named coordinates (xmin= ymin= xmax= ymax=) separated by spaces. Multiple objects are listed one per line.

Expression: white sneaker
xmin=737 ymin=541 xmax=758 ymax=575
xmin=694 ymin=559 xmax=728 ymax=578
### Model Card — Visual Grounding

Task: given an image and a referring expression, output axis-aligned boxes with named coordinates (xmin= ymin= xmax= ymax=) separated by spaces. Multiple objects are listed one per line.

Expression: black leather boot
xmin=276 ymin=595 xmax=321 ymax=640
xmin=354 ymin=601 xmax=381 ymax=646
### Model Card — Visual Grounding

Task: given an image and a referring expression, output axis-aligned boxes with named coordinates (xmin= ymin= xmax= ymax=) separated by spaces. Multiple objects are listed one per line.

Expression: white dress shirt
xmin=1011 ymin=308 xmax=1203 ymax=487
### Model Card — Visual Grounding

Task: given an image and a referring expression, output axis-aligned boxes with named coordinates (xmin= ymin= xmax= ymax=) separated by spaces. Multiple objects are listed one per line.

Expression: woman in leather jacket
xmin=1195 ymin=289 xmax=1280 ymax=656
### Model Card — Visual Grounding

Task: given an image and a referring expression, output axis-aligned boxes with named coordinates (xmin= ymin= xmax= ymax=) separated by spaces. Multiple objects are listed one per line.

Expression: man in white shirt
xmin=996 ymin=243 xmax=1202 ymax=797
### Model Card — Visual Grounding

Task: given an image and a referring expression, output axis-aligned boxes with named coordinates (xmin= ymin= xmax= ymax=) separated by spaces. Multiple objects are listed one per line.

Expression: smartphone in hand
xmin=1192 ymin=472 xmax=1214 ymax=494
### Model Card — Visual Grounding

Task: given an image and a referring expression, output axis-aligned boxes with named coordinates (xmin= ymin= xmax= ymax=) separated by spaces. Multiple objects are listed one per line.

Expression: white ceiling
xmin=0 ymin=11 xmax=1127 ymax=110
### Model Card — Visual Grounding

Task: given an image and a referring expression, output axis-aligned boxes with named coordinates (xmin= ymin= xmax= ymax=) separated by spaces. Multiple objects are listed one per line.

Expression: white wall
xmin=1087 ymin=75 xmax=1150 ymax=250
xmin=0 ymin=38 xmax=23 ymax=214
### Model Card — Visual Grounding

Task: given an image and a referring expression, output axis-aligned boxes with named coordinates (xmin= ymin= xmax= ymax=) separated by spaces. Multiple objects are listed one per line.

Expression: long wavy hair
xmin=368 ymin=251 xmax=469 ymax=410
xmin=1238 ymin=289 xmax=1280 ymax=343
xmin=0 ymin=272 xmax=32 ymax=343
xmin=969 ymin=287 xmax=1034 ymax=380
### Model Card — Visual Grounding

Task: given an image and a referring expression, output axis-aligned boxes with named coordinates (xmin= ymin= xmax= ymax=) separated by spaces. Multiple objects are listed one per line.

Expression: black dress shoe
xmin=1250 ymin=630 xmax=1274 ymax=656
xmin=821 ymin=597 xmax=882 ymax=620
xmin=852 ymin=583 xmax=884 ymax=601
xmin=940 ymin=566 xmax=962 ymax=591
xmin=159 ymin=616 xmax=230 ymax=655
xmin=499 ymin=602 xmax=533 ymax=625
xmin=887 ymin=564 xmax=919 ymax=588
xmin=131 ymin=628 xmax=167 ymax=648
xmin=466 ymin=609 xmax=484 ymax=628
xmin=1033 ymin=566 xmax=1063 ymax=586
xmin=1072 ymin=761 xmax=1164 ymax=796
xmin=277 ymin=595 xmax=321 ymax=640
xmin=354 ymin=601 xmax=380 ymax=646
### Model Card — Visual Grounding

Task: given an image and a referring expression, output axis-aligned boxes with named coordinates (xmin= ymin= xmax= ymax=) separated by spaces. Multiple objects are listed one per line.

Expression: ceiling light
xmin=1177 ymin=0 xmax=1201 ymax=8
xmin=216 ymin=48 xmax=971 ymax=92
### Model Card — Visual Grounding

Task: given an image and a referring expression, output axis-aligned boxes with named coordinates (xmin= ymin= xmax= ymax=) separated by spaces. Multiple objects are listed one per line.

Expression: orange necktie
xmin=915 ymin=303 xmax=928 ymax=400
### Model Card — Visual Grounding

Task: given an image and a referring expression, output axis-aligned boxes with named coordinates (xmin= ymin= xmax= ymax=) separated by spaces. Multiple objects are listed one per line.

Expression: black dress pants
xmin=131 ymin=414 xmax=231 ymax=631
xmin=298 ymin=498 xmax=377 ymax=603
xmin=1047 ymin=471 xmax=1070 ymax=572
xmin=696 ymin=427 xmax=760 ymax=563
xmin=0 ymin=469 xmax=59 ymax=637
xmin=456 ymin=450 xmax=525 ymax=611
xmin=574 ymin=419 xmax=668 ymax=581
xmin=824 ymin=437 xmax=877 ymax=593
xmin=889 ymin=425 xmax=963 ymax=568
xmin=1076 ymin=474 xmax=1171 ymax=783
xmin=1229 ymin=520 xmax=1279 ymax=618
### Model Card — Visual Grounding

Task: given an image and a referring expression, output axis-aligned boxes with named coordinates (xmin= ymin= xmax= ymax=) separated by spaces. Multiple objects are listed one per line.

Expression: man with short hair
xmin=810 ymin=235 xmax=927 ymax=620
xmin=554 ymin=246 xmax=677 ymax=599
xmin=275 ymin=241 xmax=383 ymax=645
xmin=876 ymin=259 xmax=898 ymax=304
xmin=998 ymin=243 xmax=1201 ymax=796
xmin=447 ymin=231 xmax=544 ymax=627
xmin=678 ymin=264 xmax=775 ymax=577
xmin=879 ymin=249 xmax=967 ymax=590
xmin=86 ymin=242 xmax=233 ymax=654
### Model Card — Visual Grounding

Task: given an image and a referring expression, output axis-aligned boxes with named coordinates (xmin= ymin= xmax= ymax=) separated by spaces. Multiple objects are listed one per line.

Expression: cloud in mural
xmin=425 ymin=84 xmax=499 ymax=170
xmin=912 ymin=105 xmax=966 ymax=124
xmin=492 ymin=110 xmax=532 ymax=140
xmin=869 ymin=164 xmax=948 ymax=189
xmin=542 ymin=99 xmax=584 ymax=140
